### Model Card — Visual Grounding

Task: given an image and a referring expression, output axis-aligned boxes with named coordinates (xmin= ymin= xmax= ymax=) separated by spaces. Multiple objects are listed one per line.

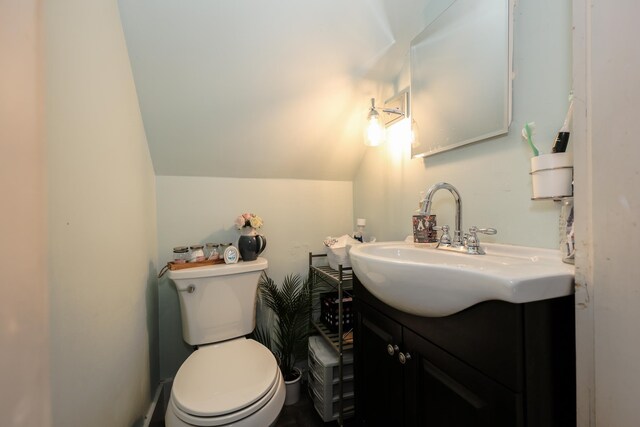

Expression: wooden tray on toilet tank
xmin=158 ymin=259 xmax=225 ymax=277
xmin=168 ymin=259 xmax=225 ymax=270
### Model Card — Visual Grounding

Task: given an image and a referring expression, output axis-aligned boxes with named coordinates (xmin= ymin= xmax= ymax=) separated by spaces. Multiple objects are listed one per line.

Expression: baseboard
xmin=141 ymin=380 xmax=170 ymax=427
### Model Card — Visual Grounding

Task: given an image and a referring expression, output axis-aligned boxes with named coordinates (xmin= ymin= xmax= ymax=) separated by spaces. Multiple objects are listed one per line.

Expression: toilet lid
xmin=172 ymin=338 xmax=279 ymax=417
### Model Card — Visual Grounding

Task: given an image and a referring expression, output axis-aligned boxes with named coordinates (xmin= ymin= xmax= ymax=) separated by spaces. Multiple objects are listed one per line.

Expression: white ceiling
xmin=118 ymin=0 xmax=431 ymax=180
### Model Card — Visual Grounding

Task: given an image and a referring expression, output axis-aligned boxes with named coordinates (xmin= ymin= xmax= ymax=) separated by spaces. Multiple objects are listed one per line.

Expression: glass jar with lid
xmin=218 ymin=243 xmax=231 ymax=257
xmin=173 ymin=246 xmax=189 ymax=264
xmin=189 ymin=244 xmax=206 ymax=262
xmin=205 ymin=243 xmax=219 ymax=260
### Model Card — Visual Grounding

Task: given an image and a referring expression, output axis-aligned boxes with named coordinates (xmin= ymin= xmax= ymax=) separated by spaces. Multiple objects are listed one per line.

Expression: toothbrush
xmin=552 ymin=98 xmax=574 ymax=153
xmin=521 ymin=122 xmax=539 ymax=156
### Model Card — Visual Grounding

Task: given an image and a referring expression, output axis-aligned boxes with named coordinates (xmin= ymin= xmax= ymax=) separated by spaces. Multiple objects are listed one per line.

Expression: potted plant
xmin=254 ymin=273 xmax=312 ymax=405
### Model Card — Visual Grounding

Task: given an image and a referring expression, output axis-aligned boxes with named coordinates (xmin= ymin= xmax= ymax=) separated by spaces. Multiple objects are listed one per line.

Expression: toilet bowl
xmin=165 ymin=338 xmax=285 ymax=427
xmin=165 ymin=259 xmax=284 ymax=426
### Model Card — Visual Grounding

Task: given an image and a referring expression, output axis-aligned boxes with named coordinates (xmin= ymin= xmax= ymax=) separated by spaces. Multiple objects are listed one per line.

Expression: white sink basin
xmin=348 ymin=241 xmax=575 ymax=317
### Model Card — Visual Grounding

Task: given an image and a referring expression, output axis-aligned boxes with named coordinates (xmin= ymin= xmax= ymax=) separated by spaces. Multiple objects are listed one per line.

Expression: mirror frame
xmin=410 ymin=0 xmax=513 ymax=158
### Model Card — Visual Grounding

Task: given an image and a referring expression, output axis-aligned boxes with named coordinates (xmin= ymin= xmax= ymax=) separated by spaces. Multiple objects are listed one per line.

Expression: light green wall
xmin=354 ymin=0 xmax=572 ymax=249
xmin=45 ymin=1 xmax=158 ymax=426
xmin=38 ymin=0 xmax=572 ymax=419
xmin=156 ymin=176 xmax=353 ymax=379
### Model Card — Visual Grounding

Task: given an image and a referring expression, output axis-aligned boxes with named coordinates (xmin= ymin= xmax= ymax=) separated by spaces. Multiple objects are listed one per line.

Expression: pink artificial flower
xmin=235 ymin=215 xmax=246 ymax=229
xmin=235 ymin=212 xmax=263 ymax=230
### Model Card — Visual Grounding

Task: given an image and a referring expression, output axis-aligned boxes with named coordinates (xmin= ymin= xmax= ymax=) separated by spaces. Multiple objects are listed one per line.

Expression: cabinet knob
xmin=387 ymin=344 xmax=399 ymax=356
xmin=398 ymin=352 xmax=412 ymax=364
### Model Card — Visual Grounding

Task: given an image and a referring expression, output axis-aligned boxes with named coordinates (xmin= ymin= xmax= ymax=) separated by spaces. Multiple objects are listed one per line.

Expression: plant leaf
xmin=256 ymin=272 xmax=312 ymax=376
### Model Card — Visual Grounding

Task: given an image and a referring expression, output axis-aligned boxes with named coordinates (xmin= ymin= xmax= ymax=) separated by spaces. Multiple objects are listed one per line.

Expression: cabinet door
xmin=404 ymin=329 xmax=522 ymax=427
xmin=355 ymin=301 xmax=405 ymax=426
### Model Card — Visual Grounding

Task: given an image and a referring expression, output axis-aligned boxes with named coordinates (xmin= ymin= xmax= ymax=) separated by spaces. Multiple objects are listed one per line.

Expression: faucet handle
xmin=471 ymin=226 xmax=497 ymax=235
xmin=467 ymin=226 xmax=498 ymax=240
xmin=466 ymin=226 xmax=497 ymax=254
xmin=433 ymin=225 xmax=451 ymax=245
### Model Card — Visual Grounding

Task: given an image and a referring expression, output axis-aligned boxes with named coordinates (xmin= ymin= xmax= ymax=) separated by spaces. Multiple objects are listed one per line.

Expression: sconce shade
xmin=365 ymin=98 xmax=385 ymax=146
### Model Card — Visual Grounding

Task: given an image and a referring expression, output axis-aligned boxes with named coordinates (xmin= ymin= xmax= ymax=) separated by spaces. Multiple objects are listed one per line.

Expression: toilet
xmin=165 ymin=258 xmax=285 ymax=427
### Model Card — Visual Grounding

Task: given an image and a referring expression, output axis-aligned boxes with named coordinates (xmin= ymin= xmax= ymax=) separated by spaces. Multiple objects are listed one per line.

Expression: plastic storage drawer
xmin=309 ymin=384 xmax=355 ymax=422
xmin=308 ymin=366 xmax=354 ymax=404
xmin=308 ymin=336 xmax=354 ymax=421
xmin=308 ymin=336 xmax=354 ymax=380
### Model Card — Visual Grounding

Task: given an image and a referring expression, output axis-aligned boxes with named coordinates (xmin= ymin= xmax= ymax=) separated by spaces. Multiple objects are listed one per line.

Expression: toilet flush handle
xmin=179 ymin=284 xmax=196 ymax=293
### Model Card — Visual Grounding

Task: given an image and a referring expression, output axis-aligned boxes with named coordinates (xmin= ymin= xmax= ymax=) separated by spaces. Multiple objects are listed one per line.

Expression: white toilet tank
xmin=168 ymin=258 xmax=268 ymax=346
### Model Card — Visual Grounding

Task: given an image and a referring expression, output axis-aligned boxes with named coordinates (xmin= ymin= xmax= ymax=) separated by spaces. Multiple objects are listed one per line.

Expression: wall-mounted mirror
xmin=410 ymin=0 xmax=512 ymax=158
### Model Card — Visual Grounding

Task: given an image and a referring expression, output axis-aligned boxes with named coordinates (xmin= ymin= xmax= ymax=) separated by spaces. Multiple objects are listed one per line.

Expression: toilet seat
xmin=169 ymin=374 xmax=283 ymax=426
xmin=170 ymin=338 xmax=282 ymax=426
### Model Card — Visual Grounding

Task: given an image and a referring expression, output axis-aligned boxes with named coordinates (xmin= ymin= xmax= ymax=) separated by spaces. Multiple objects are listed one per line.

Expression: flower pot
xmin=238 ymin=232 xmax=267 ymax=261
xmin=283 ymin=367 xmax=302 ymax=406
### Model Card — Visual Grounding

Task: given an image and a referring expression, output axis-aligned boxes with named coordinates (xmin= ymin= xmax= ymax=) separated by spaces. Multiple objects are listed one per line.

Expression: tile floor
xmin=275 ymin=389 xmax=351 ymax=427
xmin=155 ymin=385 xmax=352 ymax=427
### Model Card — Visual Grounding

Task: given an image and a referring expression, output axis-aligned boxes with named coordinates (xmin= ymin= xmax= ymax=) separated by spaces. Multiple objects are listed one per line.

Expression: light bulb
xmin=365 ymin=115 xmax=385 ymax=146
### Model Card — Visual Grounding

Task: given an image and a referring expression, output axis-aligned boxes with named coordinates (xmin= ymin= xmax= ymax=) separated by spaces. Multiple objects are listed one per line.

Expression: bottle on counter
xmin=559 ymin=198 xmax=575 ymax=264
xmin=353 ymin=218 xmax=366 ymax=242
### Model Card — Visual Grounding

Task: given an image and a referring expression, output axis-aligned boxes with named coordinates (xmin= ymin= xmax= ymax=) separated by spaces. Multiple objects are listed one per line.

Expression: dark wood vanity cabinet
xmin=353 ymin=277 xmax=576 ymax=427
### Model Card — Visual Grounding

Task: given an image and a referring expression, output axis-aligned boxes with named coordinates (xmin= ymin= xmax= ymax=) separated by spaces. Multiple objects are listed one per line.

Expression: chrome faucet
xmin=420 ymin=182 xmax=497 ymax=254
xmin=420 ymin=182 xmax=463 ymax=247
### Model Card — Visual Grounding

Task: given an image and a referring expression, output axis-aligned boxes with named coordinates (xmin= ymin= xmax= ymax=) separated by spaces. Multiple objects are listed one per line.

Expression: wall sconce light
xmin=364 ymin=91 xmax=409 ymax=146
xmin=365 ymin=98 xmax=385 ymax=147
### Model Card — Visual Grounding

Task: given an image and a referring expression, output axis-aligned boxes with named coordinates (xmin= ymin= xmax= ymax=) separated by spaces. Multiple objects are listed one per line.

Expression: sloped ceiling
xmin=118 ymin=0 xmax=430 ymax=180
